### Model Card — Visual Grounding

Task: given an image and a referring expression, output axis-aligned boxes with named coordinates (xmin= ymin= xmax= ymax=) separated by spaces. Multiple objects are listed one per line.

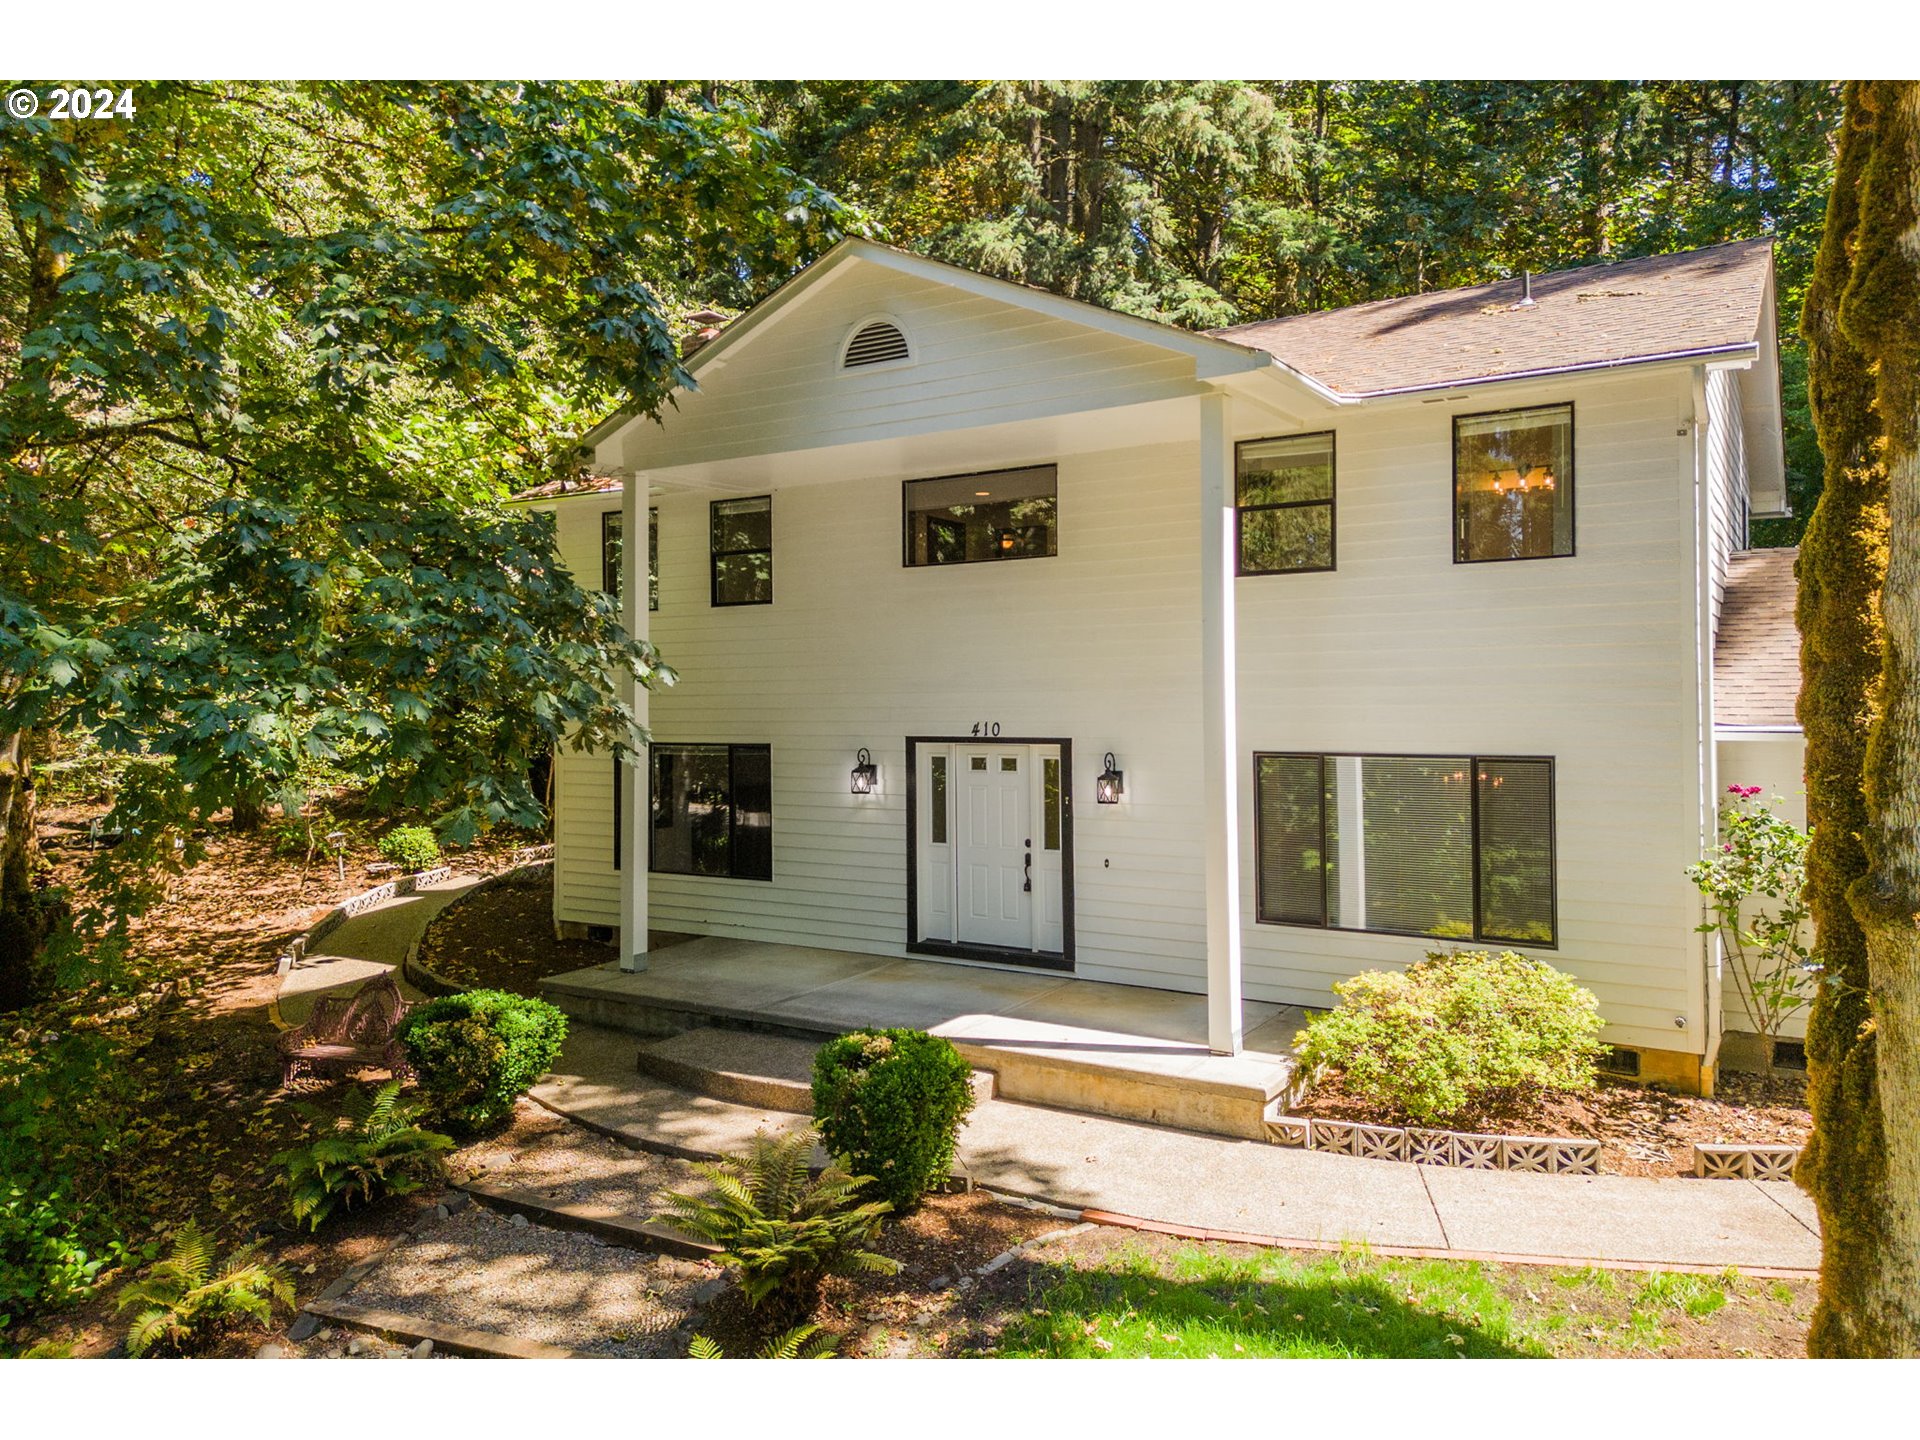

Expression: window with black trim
xmin=1237 ymin=433 xmax=1335 ymax=574
xmin=1453 ymin=404 xmax=1573 ymax=562
xmin=711 ymin=497 xmax=772 ymax=606
xmin=1254 ymin=753 xmax=1555 ymax=945
xmin=601 ymin=508 xmax=659 ymax=611
xmin=904 ymin=466 xmax=1057 ymax=566
xmin=642 ymin=744 xmax=772 ymax=881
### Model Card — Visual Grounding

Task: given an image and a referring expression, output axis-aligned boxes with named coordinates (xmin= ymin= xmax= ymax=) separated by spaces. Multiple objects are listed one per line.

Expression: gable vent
xmin=843 ymin=320 xmax=910 ymax=369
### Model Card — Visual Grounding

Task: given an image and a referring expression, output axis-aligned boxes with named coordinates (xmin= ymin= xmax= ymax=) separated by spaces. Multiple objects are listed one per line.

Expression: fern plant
xmin=115 ymin=1224 xmax=293 ymax=1357
xmin=688 ymin=1322 xmax=837 ymax=1358
xmin=655 ymin=1128 xmax=897 ymax=1321
xmin=272 ymin=1080 xmax=454 ymax=1231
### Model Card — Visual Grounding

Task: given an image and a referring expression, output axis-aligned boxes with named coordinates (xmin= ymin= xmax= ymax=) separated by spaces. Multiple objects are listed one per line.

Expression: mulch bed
xmin=1291 ymin=1069 xmax=1812 ymax=1178
xmin=414 ymin=871 xmax=694 ymax=996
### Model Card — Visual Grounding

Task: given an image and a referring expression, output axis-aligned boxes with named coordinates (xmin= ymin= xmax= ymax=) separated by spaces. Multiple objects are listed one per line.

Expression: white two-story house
xmin=521 ymin=236 xmax=1796 ymax=1096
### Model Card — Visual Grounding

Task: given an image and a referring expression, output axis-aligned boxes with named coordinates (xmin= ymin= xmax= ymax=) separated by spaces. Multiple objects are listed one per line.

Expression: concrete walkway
xmin=534 ymin=1022 xmax=1822 ymax=1274
xmin=281 ymin=891 xmax=1821 ymax=1274
xmin=274 ymin=876 xmax=479 ymax=1026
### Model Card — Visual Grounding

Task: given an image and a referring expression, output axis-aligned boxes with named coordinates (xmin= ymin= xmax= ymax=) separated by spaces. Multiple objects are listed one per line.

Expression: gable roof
xmin=1212 ymin=240 xmax=1775 ymax=398
xmin=1714 ymin=546 xmax=1802 ymax=729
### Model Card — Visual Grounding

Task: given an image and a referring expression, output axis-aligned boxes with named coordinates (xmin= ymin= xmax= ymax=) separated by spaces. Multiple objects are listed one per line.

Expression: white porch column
xmin=1199 ymin=392 xmax=1244 ymax=1055
xmin=618 ymin=474 xmax=650 ymax=972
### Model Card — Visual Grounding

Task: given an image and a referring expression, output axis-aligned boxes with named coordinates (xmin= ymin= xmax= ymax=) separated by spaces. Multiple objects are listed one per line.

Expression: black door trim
xmin=905 ymin=735 xmax=1075 ymax=972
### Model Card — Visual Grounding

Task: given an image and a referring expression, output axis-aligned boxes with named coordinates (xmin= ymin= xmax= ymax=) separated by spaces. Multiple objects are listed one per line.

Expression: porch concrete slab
xmin=769 ymin=959 xmax=1074 ymax=1032
xmin=559 ymin=938 xmax=891 ymax=1016
xmin=1244 ymin=1006 xmax=1313 ymax=1056
xmin=931 ymin=1012 xmax=1289 ymax=1096
xmin=1000 ymin=983 xmax=1283 ymax=1049
xmin=1418 ymin=1165 xmax=1823 ymax=1270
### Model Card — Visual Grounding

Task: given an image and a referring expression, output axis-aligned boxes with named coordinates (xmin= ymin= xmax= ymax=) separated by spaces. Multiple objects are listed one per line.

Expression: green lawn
xmin=986 ymin=1242 xmax=1805 ymax=1359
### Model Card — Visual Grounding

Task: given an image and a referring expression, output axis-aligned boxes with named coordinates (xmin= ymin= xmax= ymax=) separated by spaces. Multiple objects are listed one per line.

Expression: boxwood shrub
xmin=398 ymin=990 xmax=568 ymax=1134
xmin=811 ymin=1028 xmax=975 ymax=1210
xmin=377 ymin=825 xmax=441 ymax=873
xmin=1294 ymin=948 xmax=1605 ymax=1125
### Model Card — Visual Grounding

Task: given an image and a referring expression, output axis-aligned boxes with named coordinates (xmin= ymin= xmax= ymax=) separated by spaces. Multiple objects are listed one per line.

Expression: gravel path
xmin=342 ymin=1205 xmax=719 ymax=1358
xmin=455 ymin=1099 xmax=707 ymax=1212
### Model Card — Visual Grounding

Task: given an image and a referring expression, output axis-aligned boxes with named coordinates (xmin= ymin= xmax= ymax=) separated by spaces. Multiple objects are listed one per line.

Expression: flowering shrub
xmin=1686 ymin=786 xmax=1813 ymax=1041
xmin=1294 ymin=949 xmax=1605 ymax=1124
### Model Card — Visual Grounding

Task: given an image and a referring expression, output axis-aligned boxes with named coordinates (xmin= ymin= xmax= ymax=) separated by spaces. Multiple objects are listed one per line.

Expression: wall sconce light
xmin=1096 ymin=752 xmax=1124 ymax=804
xmin=850 ymin=748 xmax=879 ymax=795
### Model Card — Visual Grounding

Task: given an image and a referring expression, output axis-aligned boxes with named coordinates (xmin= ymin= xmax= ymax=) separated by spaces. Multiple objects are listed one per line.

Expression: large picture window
xmin=602 ymin=508 xmax=659 ymax=611
xmin=1254 ymin=753 xmax=1555 ymax=945
xmin=644 ymin=744 xmax=773 ymax=881
xmin=1454 ymin=404 xmax=1574 ymax=562
xmin=711 ymin=497 xmax=772 ymax=606
xmin=904 ymin=465 xmax=1057 ymax=566
xmin=1237 ymin=433 xmax=1335 ymax=574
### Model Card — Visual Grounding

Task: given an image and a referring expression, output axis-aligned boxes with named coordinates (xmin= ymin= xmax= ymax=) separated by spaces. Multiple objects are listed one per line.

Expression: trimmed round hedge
xmin=811 ymin=1028 xmax=976 ymax=1210
xmin=398 ymin=989 xmax=568 ymax=1134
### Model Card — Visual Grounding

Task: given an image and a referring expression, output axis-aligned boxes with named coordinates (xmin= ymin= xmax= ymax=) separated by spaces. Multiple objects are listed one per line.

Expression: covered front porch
xmin=541 ymin=937 xmax=1305 ymax=1141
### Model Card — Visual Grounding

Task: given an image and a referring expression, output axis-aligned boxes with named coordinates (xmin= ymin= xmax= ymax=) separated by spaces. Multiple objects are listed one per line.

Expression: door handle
xmin=1023 ymin=849 xmax=1032 ymax=893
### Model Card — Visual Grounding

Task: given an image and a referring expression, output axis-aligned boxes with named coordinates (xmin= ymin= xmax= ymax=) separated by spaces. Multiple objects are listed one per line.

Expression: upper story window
xmin=1237 ymin=433 xmax=1335 ymax=575
xmin=1454 ymin=404 xmax=1574 ymax=563
xmin=842 ymin=318 xmax=911 ymax=370
xmin=711 ymin=496 xmax=772 ymax=606
xmin=1255 ymin=752 xmax=1556 ymax=946
xmin=601 ymin=508 xmax=659 ymax=611
xmin=904 ymin=466 xmax=1057 ymax=567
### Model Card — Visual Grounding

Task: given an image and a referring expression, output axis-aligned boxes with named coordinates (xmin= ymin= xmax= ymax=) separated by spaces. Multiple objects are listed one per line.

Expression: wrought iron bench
xmin=278 ymin=972 xmax=414 ymax=1086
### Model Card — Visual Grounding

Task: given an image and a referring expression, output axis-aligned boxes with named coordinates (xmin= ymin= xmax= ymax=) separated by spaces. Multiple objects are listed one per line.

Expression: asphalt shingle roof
xmin=1715 ymin=546 xmax=1802 ymax=728
xmin=1213 ymin=239 xmax=1774 ymax=396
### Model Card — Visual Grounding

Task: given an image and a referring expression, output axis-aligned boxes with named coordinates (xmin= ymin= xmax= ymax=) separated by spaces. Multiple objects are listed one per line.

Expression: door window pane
xmin=1237 ymin=433 xmax=1335 ymax=574
xmin=905 ymin=466 xmax=1057 ymax=566
xmin=1454 ymin=405 xmax=1573 ymax=562
xmin=1042 ymin=757 xmax=1061 ymax=851
xmin=711 ymin=497 xmax=772 ymax=605
xmin=930 ymin=755 xmax=948 ymax=845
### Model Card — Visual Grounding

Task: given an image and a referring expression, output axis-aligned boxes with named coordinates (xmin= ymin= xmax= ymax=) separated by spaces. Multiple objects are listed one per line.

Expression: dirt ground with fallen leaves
xmin=3 ymin=796 xmax=537 ymax=1356
xmin=1292 ymin=1068 xmax=1811 ymax=1177
xmin=415 ymin=874 xmax=693 ymax=995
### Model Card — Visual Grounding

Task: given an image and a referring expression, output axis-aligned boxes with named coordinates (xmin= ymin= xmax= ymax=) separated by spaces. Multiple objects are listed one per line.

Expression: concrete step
xmin=543 ymin=964 xmax=1293 ymax=1142
xmin=632 ymin=1026 xmax=996 ymax=1116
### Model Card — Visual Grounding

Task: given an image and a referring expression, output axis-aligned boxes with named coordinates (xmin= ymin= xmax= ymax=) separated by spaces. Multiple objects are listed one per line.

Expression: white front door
xmin=957 ymin=746 xmax=1030 ymax=950
xmin=918 ymin=740 xmax=1066 ymax=959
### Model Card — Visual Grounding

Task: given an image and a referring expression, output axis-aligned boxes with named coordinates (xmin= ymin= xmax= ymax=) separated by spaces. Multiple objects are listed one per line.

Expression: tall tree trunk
xmin=0 ymin=729 xmax=46 ymax=1009
xmin=1795 ymin=81 xmax=1900 ymax=1357
xmin=1838 ymin=79 xmax=1920 ymax=1353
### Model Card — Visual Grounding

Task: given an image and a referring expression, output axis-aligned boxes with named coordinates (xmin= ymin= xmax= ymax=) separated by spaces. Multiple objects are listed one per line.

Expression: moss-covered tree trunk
xmin=1794 ymin=82 xmax=1898 ymax=1356
xmin=1837 ymin=80 xmax=1920 ymax=1352
xmin=0 ymin=728 xmax=46 ymax=1010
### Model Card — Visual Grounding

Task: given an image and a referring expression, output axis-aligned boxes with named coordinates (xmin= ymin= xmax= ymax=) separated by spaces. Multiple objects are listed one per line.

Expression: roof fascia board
xmin=1344 ymin=342 xmax=1761 ymax=402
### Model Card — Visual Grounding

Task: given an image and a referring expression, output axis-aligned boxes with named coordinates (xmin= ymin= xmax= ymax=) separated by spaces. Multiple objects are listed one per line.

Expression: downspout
xmin=1689 ymin=367 xmax=1722 ymax=1093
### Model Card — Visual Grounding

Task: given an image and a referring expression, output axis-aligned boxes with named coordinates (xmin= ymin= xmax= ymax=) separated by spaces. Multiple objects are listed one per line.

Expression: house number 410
xmin=969 ymin=722 xmax=1002 ymax=737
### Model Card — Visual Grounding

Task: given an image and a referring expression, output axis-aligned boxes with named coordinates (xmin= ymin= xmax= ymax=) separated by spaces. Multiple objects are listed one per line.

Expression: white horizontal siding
xmin=611 ymin=264 xmax=1202 ymax=472
xmin=1233 ymin=369 xmax=1709 ymax=1052
xmin=1705 ymin=368 xmax=1749 ymax=635
xmin=553 ymin=276 xmax=1715 ymax=1056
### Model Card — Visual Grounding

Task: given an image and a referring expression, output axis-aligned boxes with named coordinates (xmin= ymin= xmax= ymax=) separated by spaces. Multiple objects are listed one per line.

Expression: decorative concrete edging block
xmin=1263 ymin=1114 xmax=1602 ymax=1176
xmin=1694 ymin=1143 xmax=1802 ymax=1181
xmin=274 ymin=867 xmax=456 ymax=976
